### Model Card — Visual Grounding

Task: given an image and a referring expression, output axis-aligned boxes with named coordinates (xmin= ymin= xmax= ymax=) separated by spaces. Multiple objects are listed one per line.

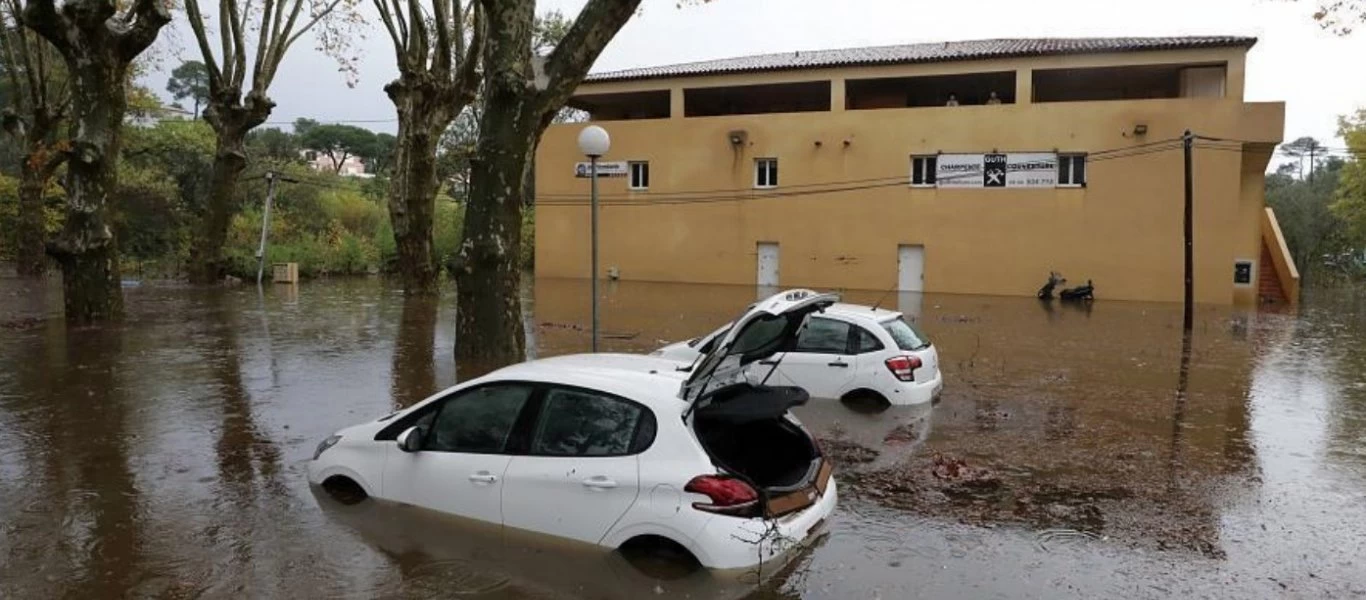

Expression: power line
xmin=541 ymin=137 xmax=1188 ymax=201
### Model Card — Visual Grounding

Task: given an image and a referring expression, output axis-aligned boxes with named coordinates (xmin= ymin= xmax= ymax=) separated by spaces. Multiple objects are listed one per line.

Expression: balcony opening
xmin=1032 ymin=63 xmax=1226 ymax=103
xmin=684 ymin=81 xmax=830 ymax=117
xmin=568 ymin=90 xmax=671 ymax=121
xmin=846 ymin=71 xmax=1016 ymax=109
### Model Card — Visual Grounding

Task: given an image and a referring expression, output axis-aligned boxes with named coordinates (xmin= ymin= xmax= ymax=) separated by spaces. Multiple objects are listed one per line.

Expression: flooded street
xmin=2 ymin=276 xmax=1365 ymax=598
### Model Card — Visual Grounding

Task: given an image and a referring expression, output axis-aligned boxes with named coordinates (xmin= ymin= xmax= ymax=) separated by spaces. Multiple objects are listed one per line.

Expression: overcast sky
xmin=151 ymin=0 xmax=1365 ymax=150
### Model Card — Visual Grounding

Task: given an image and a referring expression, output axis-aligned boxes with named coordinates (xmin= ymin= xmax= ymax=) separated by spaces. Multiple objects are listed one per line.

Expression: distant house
xmin=303 ymin=150 xmax=373 ymax=178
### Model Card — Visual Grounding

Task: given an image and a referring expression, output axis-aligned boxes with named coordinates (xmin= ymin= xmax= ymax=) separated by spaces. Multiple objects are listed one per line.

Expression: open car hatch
xmin=680 ymin=289 xmax=839 ymax=406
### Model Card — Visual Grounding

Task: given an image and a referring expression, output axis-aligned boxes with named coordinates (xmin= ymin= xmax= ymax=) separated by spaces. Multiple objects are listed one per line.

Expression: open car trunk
xmin=693 ymin=384 xmax=829 ymax=516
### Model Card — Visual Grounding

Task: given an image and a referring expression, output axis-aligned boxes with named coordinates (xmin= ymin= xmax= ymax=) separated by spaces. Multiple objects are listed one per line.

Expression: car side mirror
xmin=396 ymin=426 xmax=424 ymax=453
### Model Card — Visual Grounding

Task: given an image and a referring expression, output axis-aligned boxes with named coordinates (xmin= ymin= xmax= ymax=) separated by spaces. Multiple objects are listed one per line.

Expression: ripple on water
xmin=398 ymin=559 xmax=512 ymax=596
xmin=1034 ymin=528 xmax=1101 ymax=553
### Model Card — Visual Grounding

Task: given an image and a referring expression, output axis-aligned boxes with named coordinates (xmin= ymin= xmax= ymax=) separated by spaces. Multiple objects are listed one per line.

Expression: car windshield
xmin=881 ymin=317 xmax=930 ymax=351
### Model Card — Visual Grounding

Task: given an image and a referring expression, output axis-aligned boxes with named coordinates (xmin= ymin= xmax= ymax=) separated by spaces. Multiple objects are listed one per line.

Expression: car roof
xmin=483 ymin=354 xmax=690 ymax=413
xmin=823 ymin=302 xmax=903 ymax=322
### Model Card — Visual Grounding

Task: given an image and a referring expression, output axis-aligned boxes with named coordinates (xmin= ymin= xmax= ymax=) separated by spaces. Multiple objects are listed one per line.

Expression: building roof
xmin=584 ymin=36 xmax=1257 ymax=84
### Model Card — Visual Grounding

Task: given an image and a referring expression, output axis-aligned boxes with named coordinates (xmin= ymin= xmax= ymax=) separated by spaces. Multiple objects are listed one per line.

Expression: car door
xmin=381 ymin=383 xmax=536 ymax=526
xmin=501 ymin=385 xmax=648 ymax=545
xmin=772 ymin=316 xmax=858 ymax=399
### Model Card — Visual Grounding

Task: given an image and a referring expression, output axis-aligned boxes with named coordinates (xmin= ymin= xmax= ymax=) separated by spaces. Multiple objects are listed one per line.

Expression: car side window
xmin=531 ymin=387 xmax=648 ymax=457
xmin=794 ymin=317 xmax=852 ymax=354
xmin=425 ymin=384 xmax=534 ymax=453
xmin=852 ymin=326 xmax=885 ymax=354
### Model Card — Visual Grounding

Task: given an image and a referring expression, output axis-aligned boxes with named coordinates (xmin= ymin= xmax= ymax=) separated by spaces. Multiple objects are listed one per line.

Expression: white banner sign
xmin=574 ymin=161 xmax=628 ymax=178
xmin=935 ymin=153 xmax=1058 ymax=188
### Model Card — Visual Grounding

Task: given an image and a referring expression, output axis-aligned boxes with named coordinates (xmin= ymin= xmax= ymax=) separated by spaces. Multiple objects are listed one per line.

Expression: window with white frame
xmin=754 ymin=158 xmax=778 ymax=188
xmin=629 ymin=161 xmax=649 ymax=190
xmin=911 ymin=155 xmax=938 ymax=187
xmin=1058 ymin=154 xmax=1087 ymax=187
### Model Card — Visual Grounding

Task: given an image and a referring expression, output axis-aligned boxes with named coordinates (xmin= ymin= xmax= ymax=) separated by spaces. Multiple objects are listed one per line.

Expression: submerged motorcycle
xmin=1038 ymin=272 xmax=1094 ymax=302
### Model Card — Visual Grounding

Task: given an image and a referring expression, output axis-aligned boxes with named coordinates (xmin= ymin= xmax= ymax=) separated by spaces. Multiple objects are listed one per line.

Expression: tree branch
xmin=250 ymin=0 xmax=278 ymax=90
xmin=389 ymin=0 xmax=409 ymax=52
xmin=432 ymin=0 xmax=452 ymax=73
xmin=277 ymin=0 xmax=341 ymax=52
xmin=267 ymin=0 xmax=306 ymax=72
xmin=117 ymin=0 xmax=172 ymax=61
xmin=537 ymin=0 xmax=640 ymax=117
xmin=182 ymin=0 xmax=226 ymax=89
xmin=19 ymin=0 xmax=67 ymax=53
xmin=224 ymin=0 xmax=249 ymax=88
xmin=372 ymin=0 xmax=405 ymax=58
xmin=447 ymin=1 xmax=481 ymax=105
xmin=405 ymin=0 xmax=428 ymax=71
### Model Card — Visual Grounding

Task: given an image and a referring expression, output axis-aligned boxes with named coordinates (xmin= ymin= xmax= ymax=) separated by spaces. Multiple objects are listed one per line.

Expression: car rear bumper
xmin=886 ymin=369 xmax=943 ymax=405
xmin=687 ymin=479 xmax=838 ymax=570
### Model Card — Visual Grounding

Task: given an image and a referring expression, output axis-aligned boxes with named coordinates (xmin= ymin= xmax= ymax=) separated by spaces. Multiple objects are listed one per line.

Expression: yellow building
xmin=534 ymin=36 xmax=1297 ymax=305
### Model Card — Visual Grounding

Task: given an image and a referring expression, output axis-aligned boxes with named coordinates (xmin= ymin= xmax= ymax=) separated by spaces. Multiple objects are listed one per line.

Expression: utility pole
xmin=1309 ymin=145 xmax=1317 ymax=184
xmin=256 ymin=172 xmax=277 ymax=286
xmin=1182 ymin=131 xmax=1194 ymax=332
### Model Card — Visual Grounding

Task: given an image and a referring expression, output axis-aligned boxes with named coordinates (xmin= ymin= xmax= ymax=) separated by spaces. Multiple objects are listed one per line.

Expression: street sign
xmin=574 ymin=161 xmax=628 ymax=178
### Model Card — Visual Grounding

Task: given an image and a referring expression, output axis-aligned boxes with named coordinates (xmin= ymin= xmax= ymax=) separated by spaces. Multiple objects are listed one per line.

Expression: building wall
xmin=535 ymin=48 xmax=1285 ymax=304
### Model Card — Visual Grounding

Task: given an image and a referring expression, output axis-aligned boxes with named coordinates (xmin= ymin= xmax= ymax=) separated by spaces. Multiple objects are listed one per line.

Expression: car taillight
xmin=685 ymin=475 xmax=759 ymax=517
xmin=885 ymin=355 xmax=923 ymax=382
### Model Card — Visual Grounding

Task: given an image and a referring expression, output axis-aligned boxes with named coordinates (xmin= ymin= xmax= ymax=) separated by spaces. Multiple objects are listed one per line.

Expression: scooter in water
xmin=1059 ymin=279 xmax=1095 ymax=302
xmin=1037 ymin=272 xmax=1066 ymax=300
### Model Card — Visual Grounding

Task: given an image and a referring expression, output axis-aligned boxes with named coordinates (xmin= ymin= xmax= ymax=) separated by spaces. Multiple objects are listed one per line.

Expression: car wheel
xmin=840 ymin=390 xmax=891 ymax=414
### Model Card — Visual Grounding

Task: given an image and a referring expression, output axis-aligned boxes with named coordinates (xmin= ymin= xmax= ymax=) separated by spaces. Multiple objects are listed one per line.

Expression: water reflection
xmin=0 ymin=326 xmax=144 ymax=597
xmin=391 ymin=295 xmax=439 ymax=409
xmin=2 ymin=276 xmax=1366 ymax=597
xmin=312 ymin=491 xmax=792 ymax=600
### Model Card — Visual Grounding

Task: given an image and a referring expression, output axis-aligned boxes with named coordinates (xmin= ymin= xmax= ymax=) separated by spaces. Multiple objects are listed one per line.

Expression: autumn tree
xmin=181 ymin=0 xmax=358 ymax=284
xmin=1307 ymin=0 xmax=1366 ymax=34
xmin=452 ymin=0 xmax=641 ymax=373
xmin=21 ymin=0 xmax=170 ymax=322
xmin=373 ymin=0 xmax=483 ymax=294
xmin=165 ymin=60 xmax=209 ymax=118
xmin=0 ymin=0 xmax=67 ymax=277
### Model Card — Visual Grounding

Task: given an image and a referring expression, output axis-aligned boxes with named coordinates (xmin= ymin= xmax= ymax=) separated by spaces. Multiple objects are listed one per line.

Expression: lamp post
xmin=577 ymin=125 xmax=610 ymax=352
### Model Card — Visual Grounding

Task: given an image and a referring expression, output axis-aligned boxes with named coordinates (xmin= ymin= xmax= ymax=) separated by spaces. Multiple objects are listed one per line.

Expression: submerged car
xmin=653 ymin=302 xmax=942 ymax=406
xmin=309 ymin=290 xmax=839 ymax=571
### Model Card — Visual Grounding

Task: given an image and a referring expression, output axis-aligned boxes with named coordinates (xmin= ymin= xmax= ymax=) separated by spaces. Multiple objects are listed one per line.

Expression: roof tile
xmin=584 ymin=36 xmax=1257 ymax=83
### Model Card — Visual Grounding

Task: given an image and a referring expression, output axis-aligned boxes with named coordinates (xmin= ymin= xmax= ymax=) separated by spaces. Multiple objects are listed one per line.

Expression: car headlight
xmin=313 ymin=435 xmax=342 ymax=460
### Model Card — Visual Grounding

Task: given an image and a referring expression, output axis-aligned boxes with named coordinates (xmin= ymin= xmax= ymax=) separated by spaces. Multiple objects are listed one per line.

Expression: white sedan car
xmin=309 ymin=290 xmax=839 ymax=571
xmin=653 ymin=303 xmax=942 ymax=406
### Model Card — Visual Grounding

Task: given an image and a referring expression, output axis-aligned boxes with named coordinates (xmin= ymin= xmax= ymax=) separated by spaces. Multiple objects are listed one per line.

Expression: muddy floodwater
xmin=2 ymin=276 xmax=1365 ymax=598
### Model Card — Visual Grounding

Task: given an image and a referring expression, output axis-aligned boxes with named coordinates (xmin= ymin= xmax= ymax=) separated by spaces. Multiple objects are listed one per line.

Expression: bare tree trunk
xmin=386 ymin=73 xmax=455 ymax=295
xmin=454 ymin=0 xmax=638 ymax=375
xmin=15 ymin=168 xmax=47 ymax=276
xmin=23 ymin=0 xmax=170 ymax=323
xmin=190 ymin=95 xmax=273 ymax=284
xmin=454 ymin=93 xmax=536 ymax=377
xmin=188 ymin=125 xmax=248 ymax=283
xmin=48 ymin=58 xmax=127 ymax=323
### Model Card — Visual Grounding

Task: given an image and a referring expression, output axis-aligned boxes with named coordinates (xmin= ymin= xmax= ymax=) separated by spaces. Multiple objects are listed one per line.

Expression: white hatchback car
xmin=653 ymin=303 xmax=942 ymax=406
xmin=309 ymin=290 xmax=839 ymax=571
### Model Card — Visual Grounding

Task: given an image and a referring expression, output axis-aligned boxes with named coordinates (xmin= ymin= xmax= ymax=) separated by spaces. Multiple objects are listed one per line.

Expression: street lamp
xmin=577 ymin=125 xmax=610 ymax=352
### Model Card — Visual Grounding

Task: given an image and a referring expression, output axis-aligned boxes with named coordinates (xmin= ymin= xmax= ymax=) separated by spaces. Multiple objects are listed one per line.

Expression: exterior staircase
xmin=1259 ymin=208 xmax=1299 ymax=306
xmin=1259 ymin=244 xmax=1287 ymax=304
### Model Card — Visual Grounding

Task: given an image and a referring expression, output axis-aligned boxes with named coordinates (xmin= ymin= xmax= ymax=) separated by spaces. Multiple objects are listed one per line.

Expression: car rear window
xmin=881 ymin=317 xmax=930 ymax=351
